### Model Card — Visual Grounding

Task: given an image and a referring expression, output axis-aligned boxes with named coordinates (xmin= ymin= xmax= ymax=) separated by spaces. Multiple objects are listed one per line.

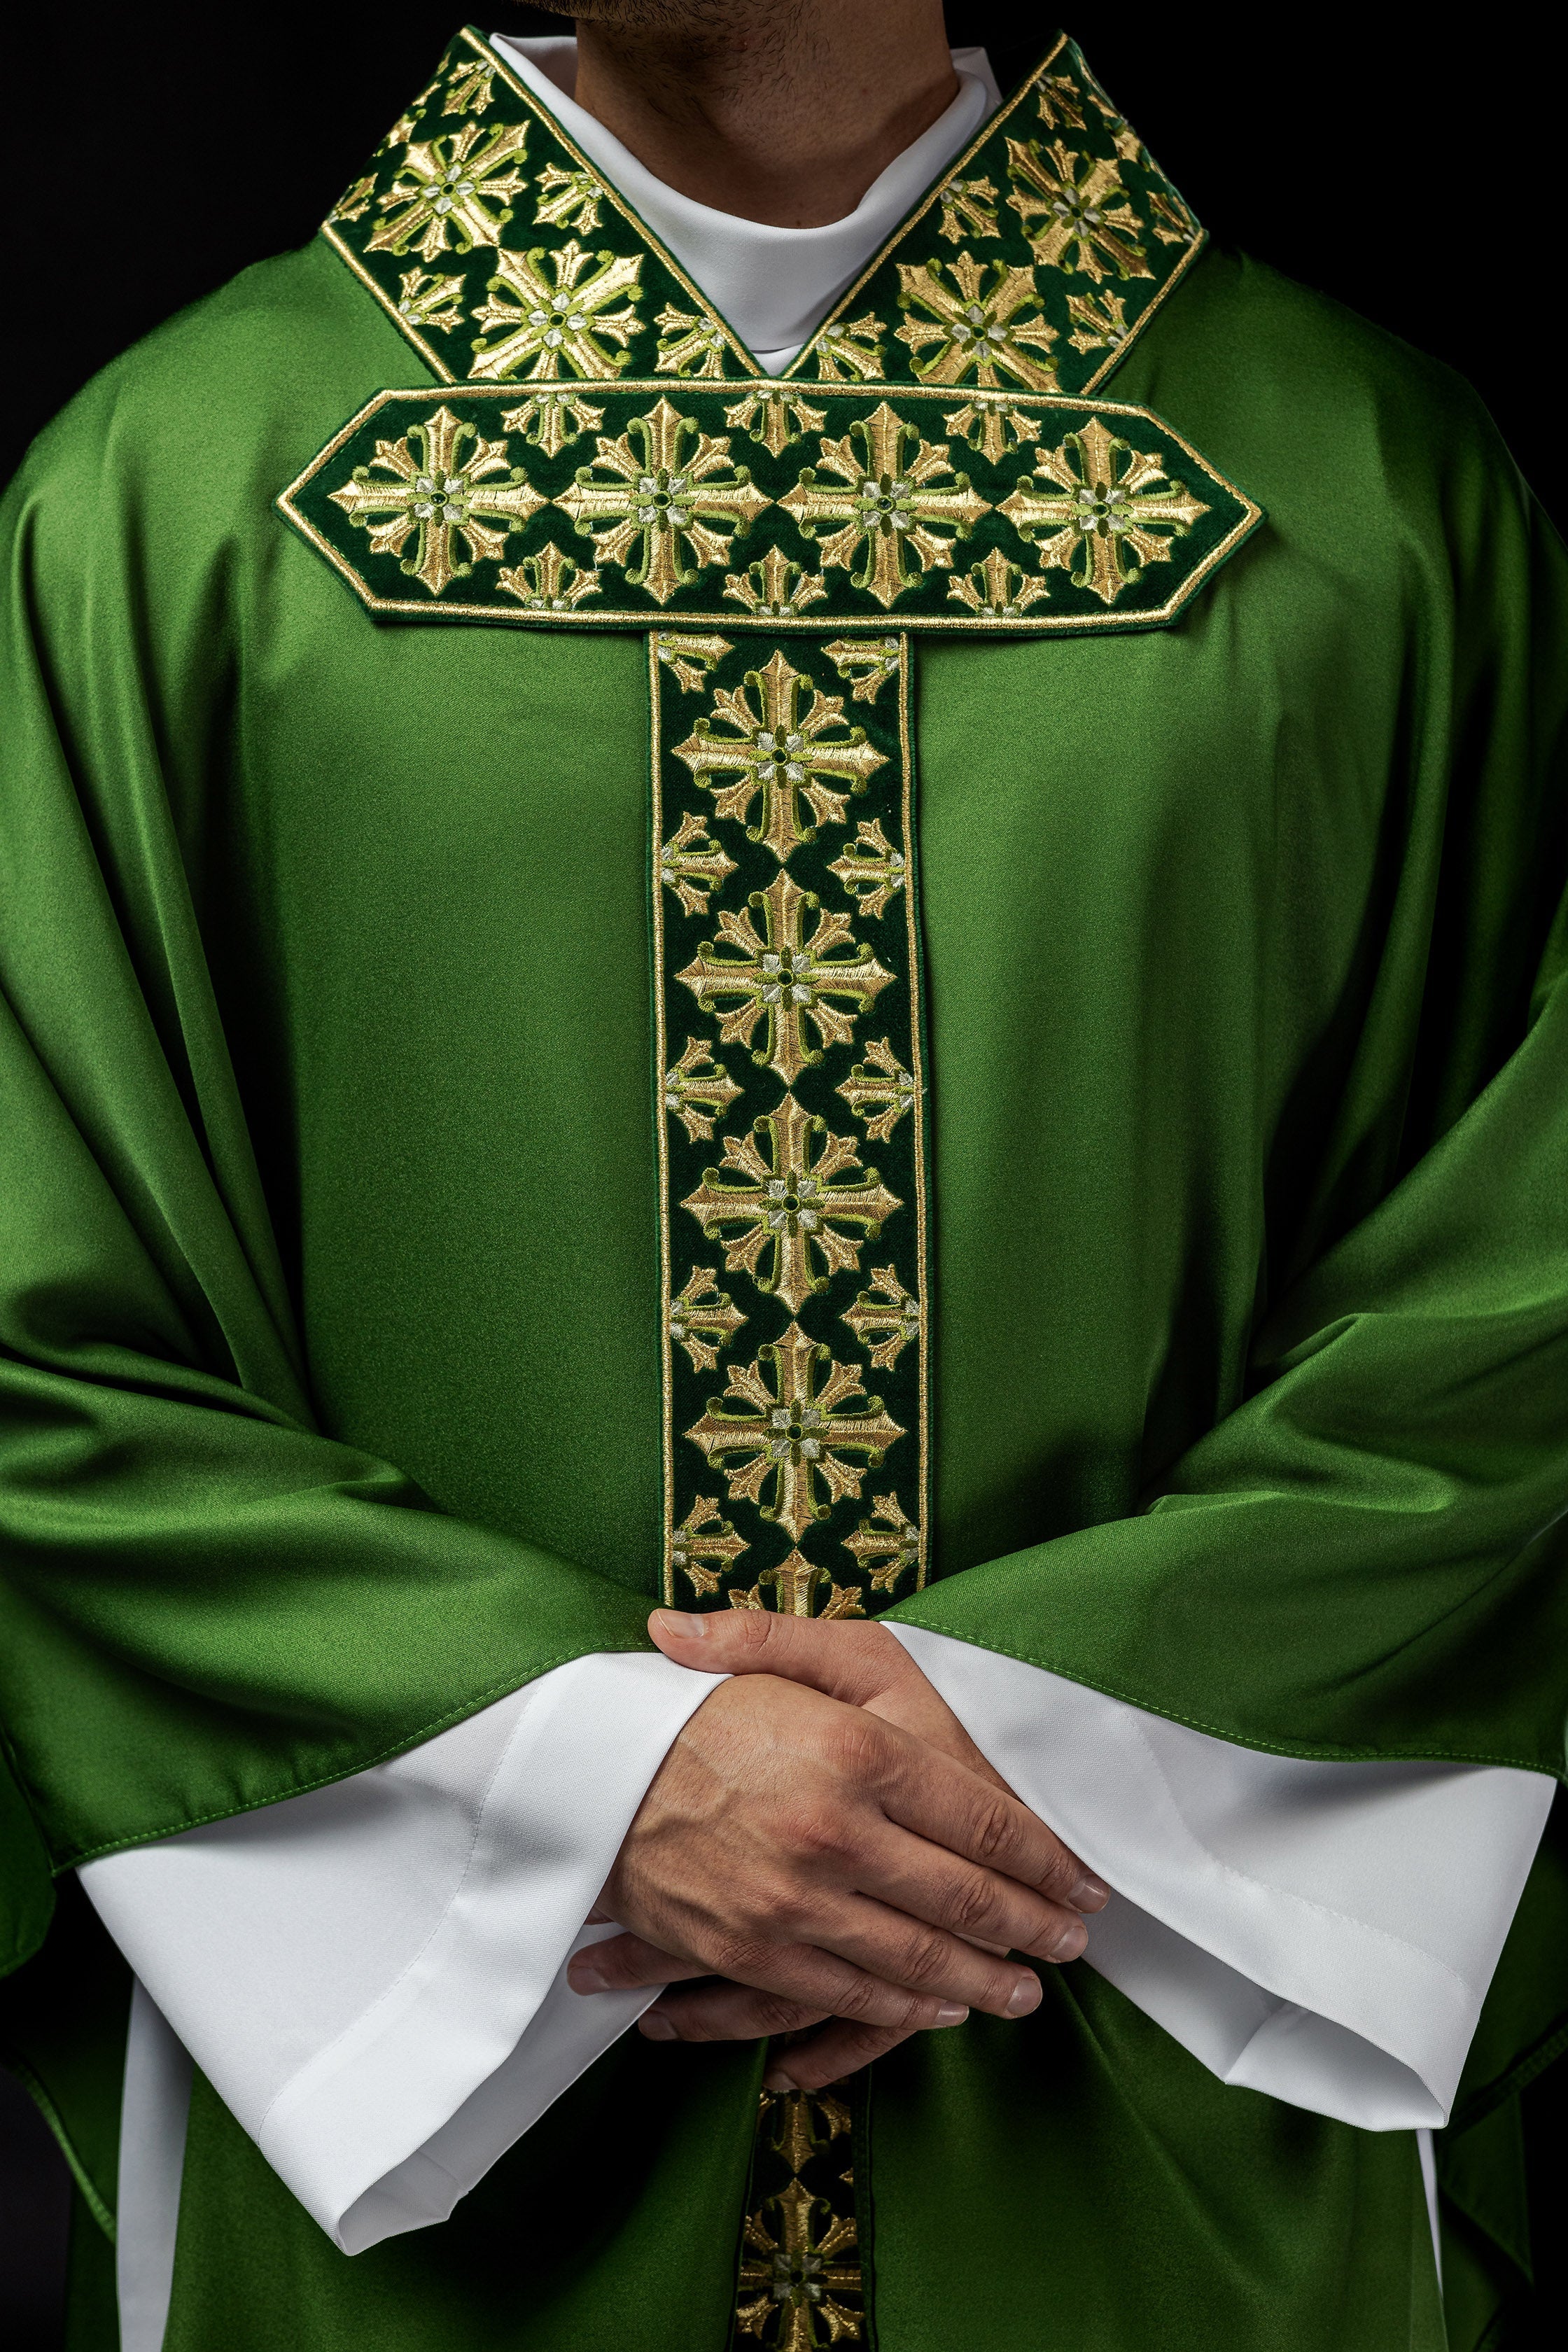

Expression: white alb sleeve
xmin=80 ymin=1650 xmax=722 ymax=2256
xmin=888 ymin=1622 xmax=1553 ymax=2129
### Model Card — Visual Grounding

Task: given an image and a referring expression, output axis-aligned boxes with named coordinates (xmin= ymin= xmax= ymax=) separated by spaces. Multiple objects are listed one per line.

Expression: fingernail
xmin=935 ymin=2003 xmax=968 ymax=2026
xmin=763 ymin=2066 xmax=797 ymax=2092
xmin=1052 ymin=1919 xmax=1088 ymax=1963
xmin=1071 ymin=1875 xmax=1110 ymax=1911
xmin=568 ymin=1963 xmax=608 ymax=1994
xmin=1004 ymin=1972 xmax=1042 ymax=2018
xmin=639 ymin=2012 xmax=677 ymax=2040
xmin=653 ymin=1609 xmax=708 ymax=1639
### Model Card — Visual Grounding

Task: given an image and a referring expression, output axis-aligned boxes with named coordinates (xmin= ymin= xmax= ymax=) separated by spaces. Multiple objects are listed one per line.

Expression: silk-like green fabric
xmin=4 ymin=167 xmax=1568 ymax=2348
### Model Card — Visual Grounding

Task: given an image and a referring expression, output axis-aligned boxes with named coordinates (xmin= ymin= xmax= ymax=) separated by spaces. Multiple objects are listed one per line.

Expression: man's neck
xmin=561 ymin=1 xmax=960 ymax=228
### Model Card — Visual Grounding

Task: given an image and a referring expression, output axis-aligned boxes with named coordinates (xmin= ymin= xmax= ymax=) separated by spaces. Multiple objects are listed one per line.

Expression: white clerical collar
xmin=492 ymin=32 xmax=1000 ymax=373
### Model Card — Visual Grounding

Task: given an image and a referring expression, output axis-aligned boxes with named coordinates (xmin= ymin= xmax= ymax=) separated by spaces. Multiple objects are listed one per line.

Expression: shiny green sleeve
xmin=897 ymin=412 xmax=1568 ymax=1785
xmin=0 ymin=407 xmax=652 ymax=1915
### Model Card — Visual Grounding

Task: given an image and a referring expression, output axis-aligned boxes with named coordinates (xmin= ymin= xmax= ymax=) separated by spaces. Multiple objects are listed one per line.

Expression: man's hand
xmin=568 ymin=1611 xmax=1107 ymax=2091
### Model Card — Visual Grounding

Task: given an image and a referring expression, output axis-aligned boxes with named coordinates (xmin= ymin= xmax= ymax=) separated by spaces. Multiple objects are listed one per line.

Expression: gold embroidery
xmin=327 ymin=407 xmax=545 ymax=596
xmin=1004 ymin=139 xmax=1153 ymax=284
xmin=668 ymin=1273 xmax=748 ymax=1377
xmin=724 ymin=548 xmax=830 ymax=620
xmin=671 ymin=1494 xmax=750 ymax=1593
xmin=1035 ymin=71 xmax=1088 ymax=132
xmin=470 ymin=239 xmax=645 ymax=380
xmin=841 ymin=1268 xmax=921 ymax=1369
xmin=843 ymin=1490 xmax=923 ymax=1591
xmin=392 ymin=267 xmax=466 ymax=333
xmin=533 ymin=161 xmax=607 ymax=232
xmin=937 ymin=176 xmax=1000 ymax=244
xmin=895 ymin=253 xmax=1060 ymax=391
xmin=496 ymin=539 xmax=601 ymax=611
xmin=676 ymin=872 xmax=894 ymax=1087
xmin=729 ymin=1557 xmax=865 ymax=1618
xmin=330 ymin=174 xmax=377 ymax=224
xmin=655 ymin=303 xmax=731 ymax=379
xmin=662 ymin=1037 xmax=745 ymax=1142
xmin=672 ymin=649 xmax=885 ymax=865
xmin=654 ymin=630 xmax=734 ymax=691
xmin=1065 ymin=287 xmax=1133 ymax=356
xmin=810 ymin=313 xmax=887 ymax=383
xmin=557 ymin=398 xmax=771 ymax=603
xmin=944 ymin=391 xmax=1042 ymax=465
xmin=822 ymin=637 xmax=902 ymax=703
xmin=500 ymin=388 xmax=606 ymax=456
xmin=682 ymin=1093 xmax=899 ymax=1315
xmin=685 ymin=1320 xmax=903 ymax=1543
xmin=736 ymin=2090 xmax=862 ymax=2348
xmin=659 ymin=811 xmax=738 ymax=915
xmin=826 ymin=820 xmax=906 ymax=918
xmin=368 ymin=120 xmax=530 ymax=260
xmin=780 ymin=402 xmax=989 ymax=608
xmin=725 ymin=390 xmax=830 ymax=459
xmin=998 ymin=415 xmax=1209 ymax=607
xmin=946 ymin=546 xmax=1054 ymax=617
xmin=835 ymin=1037 xmax=918 ymax=1142
xmin=442 ymin=58 xmax=496 ymax=115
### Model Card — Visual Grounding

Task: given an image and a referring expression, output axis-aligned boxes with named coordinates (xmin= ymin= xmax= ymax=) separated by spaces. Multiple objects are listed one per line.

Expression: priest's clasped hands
xmin=566 ymin=1611 xmax=1108 ymax=2092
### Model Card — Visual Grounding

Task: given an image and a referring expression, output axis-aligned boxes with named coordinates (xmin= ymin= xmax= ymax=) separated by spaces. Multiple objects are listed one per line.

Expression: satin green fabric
xmin=3 ymin=195 xmax=1568 ymax=2346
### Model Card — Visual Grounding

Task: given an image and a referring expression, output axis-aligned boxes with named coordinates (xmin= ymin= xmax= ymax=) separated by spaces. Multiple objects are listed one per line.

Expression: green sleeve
xmin=897 ymin=421 xmax=1568 ymax=1785
xmin=0 ymin=405 xmax=652 ymax=1903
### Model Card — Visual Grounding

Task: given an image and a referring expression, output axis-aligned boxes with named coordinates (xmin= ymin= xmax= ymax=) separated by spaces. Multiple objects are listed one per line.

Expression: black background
xmin=5 ymin=5 xmax=1568 ymax=2344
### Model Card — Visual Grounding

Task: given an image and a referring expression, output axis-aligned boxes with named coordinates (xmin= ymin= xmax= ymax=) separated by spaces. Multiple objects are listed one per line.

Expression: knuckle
xmin=790 ymin=1806 xmax=848 ymax=1865
xmin=944 ymin=1872 xmax=1002 ymax=1939
xmin=748 ymin=1991 xmax=820 ymax=2036
xmin=969 ymin=1794 xmax=1018 ymax=1866
xmin=827 ymin=1973 xmax=881 ymax=2022
xmin=893 ymin=1927 xmax=951 ymax=1992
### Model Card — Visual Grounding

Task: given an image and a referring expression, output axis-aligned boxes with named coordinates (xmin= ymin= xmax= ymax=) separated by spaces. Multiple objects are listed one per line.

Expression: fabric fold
xmin=84 ymin=1651 xmax=722 ymax=2249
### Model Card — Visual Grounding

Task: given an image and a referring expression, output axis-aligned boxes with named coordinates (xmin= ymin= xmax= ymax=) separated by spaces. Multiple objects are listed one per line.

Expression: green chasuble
xmin=3 ymin=24 xmax=1567 ymax=2351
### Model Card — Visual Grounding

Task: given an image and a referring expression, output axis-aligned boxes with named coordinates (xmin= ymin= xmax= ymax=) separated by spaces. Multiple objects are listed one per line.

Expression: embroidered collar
xmin=323 ymin=23 xmax=1205 ymax=398
xmin=288 ymin=24 xmax=1256 ymax=637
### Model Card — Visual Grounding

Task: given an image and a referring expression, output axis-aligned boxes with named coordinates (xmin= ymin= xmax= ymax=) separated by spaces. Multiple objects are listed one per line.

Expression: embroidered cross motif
xmin=841 ymin=1267 xmax=921 ymax=1368
xmin=471 ymin=238 xmax=645 ymax=380
xmin=729 ymin=1555 xmax=866 ymax=1618
xmin=827 ymin=820 xmax=906 ymax=917
xmin=497 ymin=539 xmax=601 ymax=611
xmin=662 ymin=1037 xmax=743 ymax=1142
xmin=723 ymin=547 xmax=829 ymax=620
xmin=682 ymin=1092 xmax=900 ymax=1315
xmin=367 ymin=121 xmax=530 ymax=260
xmin=725 ymin=389 xmax=830 ymax=458
xmin=947 ymin=546 xmax=1054 ymax=617
xmin=842 ymin=1492 xmax=923 ymax=1592
xmin=659 ymin=812 xmax=738 ymax=915
xmin=1005 ymin=139 xmax=1153 ymax=284
xmin=685 ymin=1320 xmax=903 ymax=1543
xmin=677 ymin=872 xmax=894 ymax=1086
xmin=533 ymin=162 xmax=606 ymax=233
xmin=780 ymin=402 xmax=990 ymax=608
xmin=327 ymin=406 xmax=545 ymax=596
xmin=895 ymin=253 xmax=1061 ymax=392
xmin=998 ymin=416 xmax=1209 ymax=606
xmin=672 ymin=648 xmax=886 ymax=864
xmin=668 ymin=1269 xmax=748 ymax=1375
xmin=500 ymin=388 xmax=606 ymax=456
xmin=835 ymin=1037 xmax=918 ymax=1141
xmin=393 ymin=267 xmax=465 ymax=333
xmin=557 ymin=397 xmax=771 ymax=603
xmin=669 ymin=1494 xmax=750 ymax=1592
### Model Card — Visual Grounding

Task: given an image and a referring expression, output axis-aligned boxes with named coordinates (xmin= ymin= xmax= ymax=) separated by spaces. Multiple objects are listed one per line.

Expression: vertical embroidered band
xmin=652 ymin=626 xmax=928 ymax=1624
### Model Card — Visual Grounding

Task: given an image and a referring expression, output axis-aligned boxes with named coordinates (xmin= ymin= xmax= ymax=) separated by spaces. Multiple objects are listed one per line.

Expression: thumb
xmin=648 ymin=1605 xmax=903 ymax=1706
